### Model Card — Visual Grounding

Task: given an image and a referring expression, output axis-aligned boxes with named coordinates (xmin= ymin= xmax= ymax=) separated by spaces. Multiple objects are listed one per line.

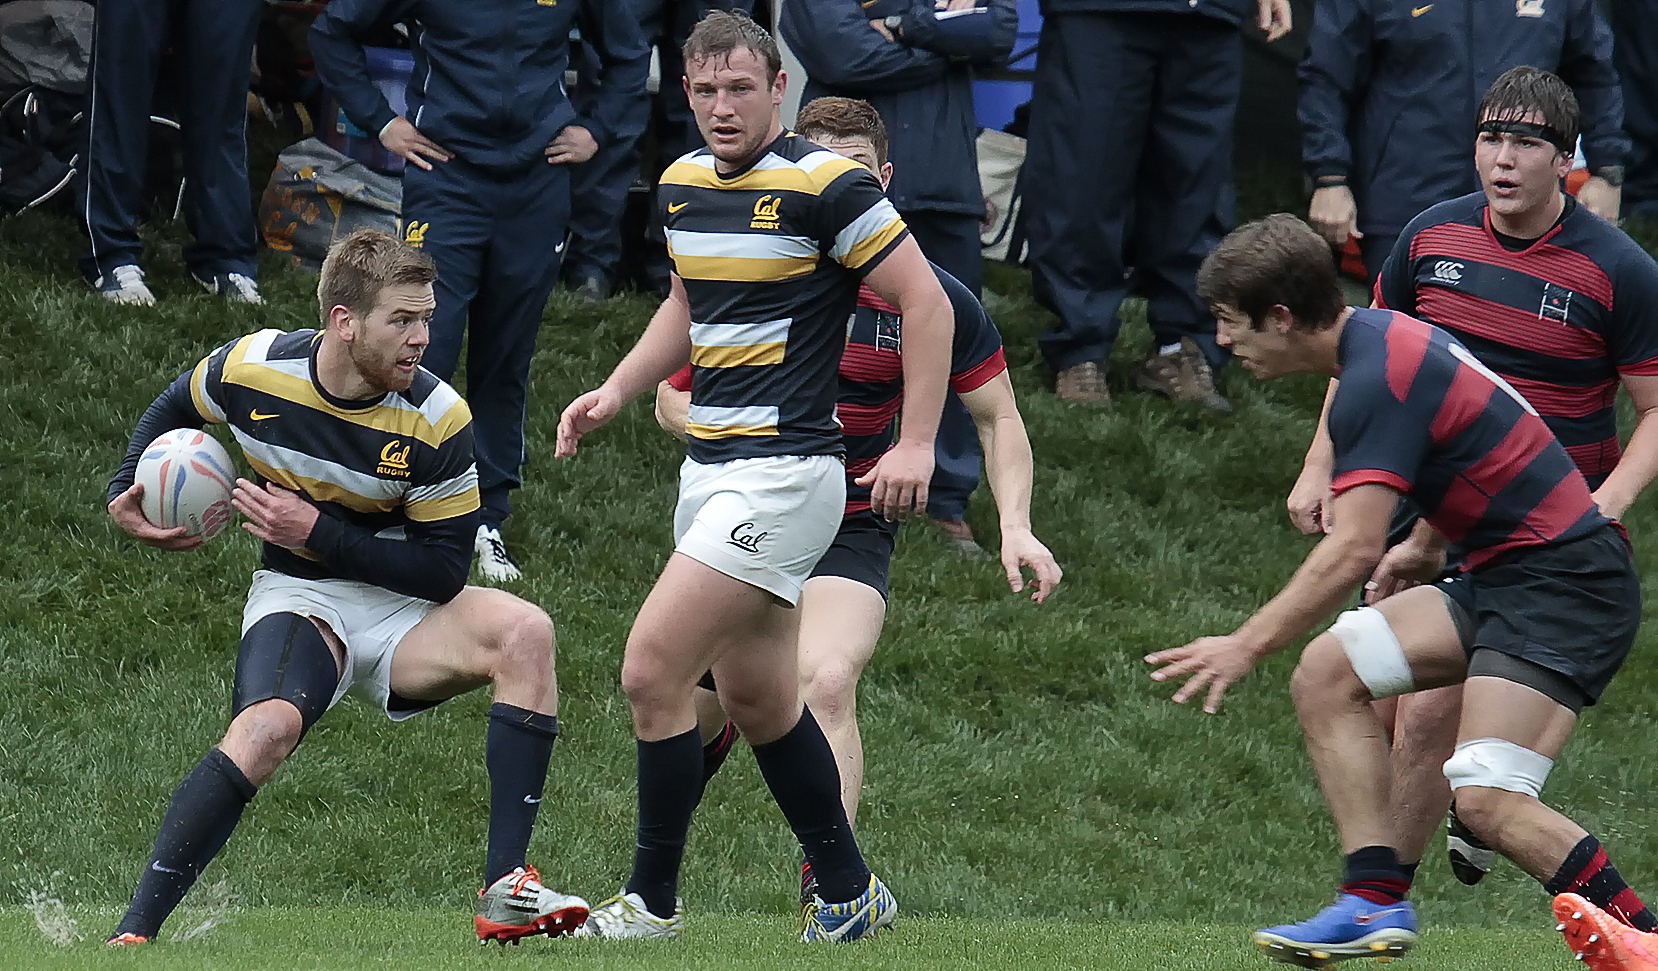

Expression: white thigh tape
xmin=1327 ymin=606 xmax=1416 ymax=699
xmin=1443 ymin=737 xmax=1554 ymax=797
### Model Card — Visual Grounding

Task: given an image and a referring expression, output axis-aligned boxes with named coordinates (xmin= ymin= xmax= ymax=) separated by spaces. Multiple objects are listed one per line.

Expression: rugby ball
xmin=135 ymin=429 xmax=236 ymax=539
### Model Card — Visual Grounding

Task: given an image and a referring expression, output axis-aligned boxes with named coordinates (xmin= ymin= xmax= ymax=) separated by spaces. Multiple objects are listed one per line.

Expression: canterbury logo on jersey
xmin=377 ymin=440 xmax=412 ymax=476
xmin=750 ymin=194 xmax=783 ymax=230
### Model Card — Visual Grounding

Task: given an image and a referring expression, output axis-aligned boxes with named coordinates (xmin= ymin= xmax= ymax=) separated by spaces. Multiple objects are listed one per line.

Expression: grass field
xmin=2 ymin=203 xmax=1658 ymax=969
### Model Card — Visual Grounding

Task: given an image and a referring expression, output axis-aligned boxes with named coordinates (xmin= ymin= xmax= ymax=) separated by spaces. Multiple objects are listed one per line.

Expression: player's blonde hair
xmin=316 ymin=228 xmax=436 ymax=326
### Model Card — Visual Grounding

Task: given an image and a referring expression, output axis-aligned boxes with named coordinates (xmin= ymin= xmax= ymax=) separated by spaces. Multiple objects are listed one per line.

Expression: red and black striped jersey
xmin=1329 ymin=309 xmax=1608 ymax=571
xmin=1375 ymin=192 xmax=1658 ymax=485
xmin=668 ymin=263 xmax=1006 ymax=517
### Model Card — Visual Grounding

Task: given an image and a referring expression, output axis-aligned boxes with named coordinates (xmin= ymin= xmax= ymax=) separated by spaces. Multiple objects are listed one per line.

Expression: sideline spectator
xmin=782 ymin=0 xmax=1016 ymax=553
xmin=1024 ymin=0 xmax=1290 ymax=411
xmin=79 ymin=0 xmax=264 ymax=305
xmin=312 ymin=0 xmax=648 ymax=582
xmin=563 ymin=0 xmax=737 ymax=303
xmin=1611 ymin=0 xmax=1658 ymax=224
xmin=1300 ymin=0 xmax=1627 ymax=282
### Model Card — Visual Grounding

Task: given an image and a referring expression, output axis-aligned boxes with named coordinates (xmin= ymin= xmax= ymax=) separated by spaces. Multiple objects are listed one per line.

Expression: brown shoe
xmin=1135 ymin=337 xmax=1232 ymax=414
xmin=932 ymin=518 xmax=991 ymax=560
xmin=1055 ymin=361 xmax=1110 ymax=407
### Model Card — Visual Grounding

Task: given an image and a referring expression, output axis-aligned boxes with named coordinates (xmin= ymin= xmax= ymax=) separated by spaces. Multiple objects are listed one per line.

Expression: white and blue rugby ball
xmin=135 ymin=429 xmax=236 ymax=539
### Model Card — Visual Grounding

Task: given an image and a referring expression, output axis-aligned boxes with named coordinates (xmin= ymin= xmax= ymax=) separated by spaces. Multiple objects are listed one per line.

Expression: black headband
xmin=1478 ymin=118 xmax=1573 ymax=154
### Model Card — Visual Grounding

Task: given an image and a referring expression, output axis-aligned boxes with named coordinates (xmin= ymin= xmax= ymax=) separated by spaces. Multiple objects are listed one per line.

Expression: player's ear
xmin=772 ymin=68 xmax=787 ymax=105
xmin=879 ymin=161 xmax=894 ymax=191
xmin=326 ymin=304 xmax=357 ymax=342
xmin=1268 ymin=304 xmax=1294 ymax=333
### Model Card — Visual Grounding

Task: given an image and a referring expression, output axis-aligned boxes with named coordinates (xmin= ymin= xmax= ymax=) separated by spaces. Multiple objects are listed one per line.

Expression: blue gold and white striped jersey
xmin=188 ymin=328 xmax=479 ymax=587
xmin=661 ymin=131 xmax=909 ymax=464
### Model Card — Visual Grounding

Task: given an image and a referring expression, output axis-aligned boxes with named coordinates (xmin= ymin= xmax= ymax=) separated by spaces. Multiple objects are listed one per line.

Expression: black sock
xmin=1547 ymin=835 xmax=1658 ymax=931
xmin=113 ymin=748 xmax=257 ymax=940
xmin=751 ymin=707 xmax=870 ymax=903
xmin=484 ymin=703 xmax=558 ymax=886
xmin=1340 ymin=845 xmax=1411 ymax=905
xmin=701 ymin=720 xmax=739 ymax=786
xmin=625 ymin=727 xmax=703 ymax=918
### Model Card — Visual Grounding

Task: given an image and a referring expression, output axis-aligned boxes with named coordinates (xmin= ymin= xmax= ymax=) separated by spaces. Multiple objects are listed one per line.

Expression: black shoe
xmin=1447 ymin=807 xmax=1494 ymax=886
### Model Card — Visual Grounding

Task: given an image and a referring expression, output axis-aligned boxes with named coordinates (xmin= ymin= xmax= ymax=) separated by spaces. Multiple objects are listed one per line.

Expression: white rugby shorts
xmin=673 ymin=454 xmax=845 ymax=606
xmin=241 ymin=570 xmax=438 ymax=721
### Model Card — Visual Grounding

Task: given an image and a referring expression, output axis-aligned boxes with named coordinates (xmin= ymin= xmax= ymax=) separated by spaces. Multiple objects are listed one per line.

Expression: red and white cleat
xmin=1554 ymin=893 xmax=1658 ymax=971
xmin=475 ymin=865 xmax=589 ymax=944
xmin=106 ymin=932 xmax=150 ymax=947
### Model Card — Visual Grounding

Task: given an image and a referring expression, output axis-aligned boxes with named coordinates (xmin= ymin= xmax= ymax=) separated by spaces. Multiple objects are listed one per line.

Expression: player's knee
xmin=221 ymin=699 xmax=304 ymax=779
xmin=1289 ymin=633 xmax=1370 ymax=714
xmin=800 ymin=659 xmax=859 ymax=724
xmin=488 ymin=598 xmax=555 ymax=676
xmin=1443 ymin=737 xmax=1553 ymax=841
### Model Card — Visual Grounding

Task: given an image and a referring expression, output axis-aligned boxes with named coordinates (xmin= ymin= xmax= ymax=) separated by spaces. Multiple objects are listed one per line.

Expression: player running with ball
xmin=655 ymin=98 xmax=1061 ymax=881
xmin=555 ymin=13 xmax=954 ymax=942
xmin=1147 ymin=214 xmax=1657 ymax=970
xmin=103 ymin=229 xmax=587 ymax=946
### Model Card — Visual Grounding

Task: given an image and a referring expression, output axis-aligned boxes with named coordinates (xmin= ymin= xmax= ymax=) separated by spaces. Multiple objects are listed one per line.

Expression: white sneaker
xmin=475 ymin=866 xmax=589 ymax=943
xmin=475 ymin=524 xmax=523 ymax=582
xmin=194 ymin=270 xmax=264 ymax=305
xmin=572 ymin=892 xmax=683 ymax=939
xmin=93 ymin=264 xmax=155 ymax=306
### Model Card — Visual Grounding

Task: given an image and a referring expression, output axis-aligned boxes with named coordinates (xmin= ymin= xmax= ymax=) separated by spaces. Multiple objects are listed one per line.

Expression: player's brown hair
xmin=1197 ymin=214 xmax=1346 ymax=332
xmin=683 ymin=10 xmax=781 ymax=85
xmin=797 ymin=97 xmax=889 ymax=166
xmin=316 ymin=228 xmax=437 ymax=326
xmin=1478 ymin=66 xmax=1581 ymax=154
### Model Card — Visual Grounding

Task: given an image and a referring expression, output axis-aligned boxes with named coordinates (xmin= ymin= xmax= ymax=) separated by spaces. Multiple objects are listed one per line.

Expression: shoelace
xmin=224 ymin=273 xmax=261 ymax=302
xmin=508 ymin=866 xmax=542 ymax=896
xmin=481 ymin=532 xmax=516 ymax=565
xmin=110 ymin=265 xmax=145 ymax=289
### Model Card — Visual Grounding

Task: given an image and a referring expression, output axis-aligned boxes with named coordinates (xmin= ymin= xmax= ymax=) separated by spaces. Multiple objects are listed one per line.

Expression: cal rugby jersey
xmin=670 ymin=265 xmax=1006 ymax=517
xmin=187 ymin=329 xmax=479 ymax=584
xmin=1376 ymin=192 xmax=1658 ymax=486
xmin=661 ymin=131 xmax=909 ymax=464
xmin=1329 ymin=309 xmax=1608 ymax=570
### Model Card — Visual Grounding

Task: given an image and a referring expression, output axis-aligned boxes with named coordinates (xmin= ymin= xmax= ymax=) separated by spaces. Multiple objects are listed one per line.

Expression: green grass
xmin=0 ymin=910 xmax=1596 ymax=969
xmin=3 ymin=205 xmax=1658 ymax=964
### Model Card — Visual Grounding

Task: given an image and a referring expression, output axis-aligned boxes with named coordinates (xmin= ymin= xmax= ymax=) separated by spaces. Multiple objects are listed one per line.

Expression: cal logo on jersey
xmin=404 ymin=221 xmax=429 ymax=248
xmin=750 ymin=194 xmax=782 ymax=230
xmin=377 ymin=439 xmax=413 ymax=477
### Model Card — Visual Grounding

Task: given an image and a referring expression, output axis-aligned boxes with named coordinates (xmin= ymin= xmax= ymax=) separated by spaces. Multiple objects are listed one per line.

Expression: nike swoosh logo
xmin=1411 ymin=4 xmax=1433 ymax=15
xmin=523 ymin=794 xmax=541 ymax=804
xmin=150 ymin=861 xmax=183 ymax=874
xmin=1354 ymin=907 xmax=1410 ymax=925
xmin=667 ymin=202 xmax=688 ymax=213
xmin=250 ymin=409 xmax=278 ymax=420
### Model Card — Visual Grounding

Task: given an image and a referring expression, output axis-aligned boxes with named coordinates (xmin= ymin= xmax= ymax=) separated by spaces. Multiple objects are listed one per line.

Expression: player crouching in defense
xmin=103 ymin=229 xmax=586 ymax=946
xmin=654 ymin=97 xmax=1061 ymax=898
xmin=1146 ymin=214 xmax=1656 ymax=970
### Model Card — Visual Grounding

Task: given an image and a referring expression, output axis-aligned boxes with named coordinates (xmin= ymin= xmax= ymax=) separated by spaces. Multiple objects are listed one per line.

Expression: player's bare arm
xmin=857 ymin=237 xmax=953 ymax=520
xmin=556 ymin=274 xmax=694 ymax=458
xmin=1589 ymin=372 xmax=1658 ymax=520
xmin=958 ymin=371 xmax=1061 ymax=603
xmin=1287 ymin=378 xmax=1340 ymax=534
xmin=232 ymin=478 xmax=321 ymax=550
xmin=1365 ymin=518 xmax=1448 ymax=605
xmin=108 ymin=483 xmax=202 ymax=552
xmin=654 ymin=381 xmax=691 ymax=436
xmin=1146 ymin=482 xmax=1398 ymax=713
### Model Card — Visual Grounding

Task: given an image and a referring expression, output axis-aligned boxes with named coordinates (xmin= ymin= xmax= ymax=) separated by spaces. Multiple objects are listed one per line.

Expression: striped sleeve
xmin=405 ymin=410 xmax=480 ymax=523
xmin=1607 ymin=249 xmax=1658 ymax=375
xmin=187 ymin=336 xmax=246 ymax=424
xmin=818 ymin=167 xmax=908 ymax=273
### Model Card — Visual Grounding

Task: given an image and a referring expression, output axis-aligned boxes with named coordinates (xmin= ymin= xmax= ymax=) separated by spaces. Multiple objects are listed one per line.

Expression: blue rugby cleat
xmin=801 ymin=874 xmax=896 ymax=943
xmin=1253 ymin=893 xmax=1418 ymax=967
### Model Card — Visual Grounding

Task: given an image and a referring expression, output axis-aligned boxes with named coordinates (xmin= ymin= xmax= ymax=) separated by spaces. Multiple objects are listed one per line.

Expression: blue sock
xmin=625 ymin=727 xmax=703 ymax=918
xmin=484 ymin=703 xmax=558 ymax=886
xmin=113 ymin=748 xmax=256 ymax=940
xmin=751 ymin=707 xmax=871 ymax=903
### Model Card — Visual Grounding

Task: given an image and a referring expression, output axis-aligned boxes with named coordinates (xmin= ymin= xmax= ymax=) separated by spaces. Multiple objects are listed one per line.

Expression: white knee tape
xmin=1327 ymin=606 xmax=1416 ymax=700
xmin=1442 ymin=737 xmax=1554 ymax=797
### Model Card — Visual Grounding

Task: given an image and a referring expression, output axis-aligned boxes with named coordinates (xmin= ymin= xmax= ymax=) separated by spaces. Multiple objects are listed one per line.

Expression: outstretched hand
xmin=1145 ymin=635 xmax=1258 ymax=714
xmin=108 ymin=483 xmax=202 ymax=551
xmin=999 ymin=528 xmax=1062 ymax=603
